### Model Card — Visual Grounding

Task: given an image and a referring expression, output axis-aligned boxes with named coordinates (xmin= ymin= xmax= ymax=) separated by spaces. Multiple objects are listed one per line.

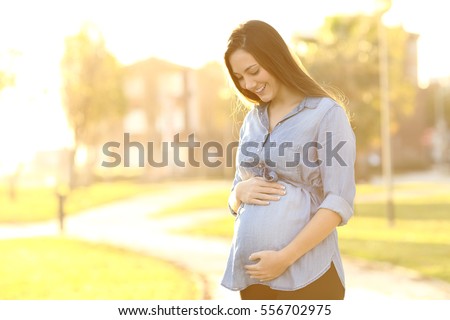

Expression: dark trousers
xmin=240 ymin=263 xmax=345 ymax=300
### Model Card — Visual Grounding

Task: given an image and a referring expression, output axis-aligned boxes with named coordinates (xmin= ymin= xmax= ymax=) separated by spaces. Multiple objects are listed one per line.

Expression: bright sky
xmin=0 ymin=0 xmax=448 ymax=172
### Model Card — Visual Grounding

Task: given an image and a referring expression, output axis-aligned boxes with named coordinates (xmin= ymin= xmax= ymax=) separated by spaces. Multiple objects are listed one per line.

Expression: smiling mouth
xmin=255 ymin=84 xmax=266 ymax=94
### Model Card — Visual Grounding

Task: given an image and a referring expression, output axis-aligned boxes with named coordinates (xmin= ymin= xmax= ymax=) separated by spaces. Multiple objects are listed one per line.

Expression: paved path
xmin=1 ymin=179 xmax=450 ymax=300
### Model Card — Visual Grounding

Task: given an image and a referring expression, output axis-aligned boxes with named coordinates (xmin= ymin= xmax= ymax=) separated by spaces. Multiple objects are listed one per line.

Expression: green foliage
xmin=0 ymin=71 xmax=14 ymax=91
xmin=0 ymin=237 xmax=200 ymax=299
xmin=61 ymin=23 xmax=126 ymax=146
xmin=0 ymin=50 xmax=18 ymax=91
xmin=60 ymin=23 xmax=127 ymax=187
xmin=294 ymin=14 xmax=418 ymax=155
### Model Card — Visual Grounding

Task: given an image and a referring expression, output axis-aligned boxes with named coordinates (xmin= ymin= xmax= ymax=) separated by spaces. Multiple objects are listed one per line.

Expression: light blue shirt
xmin=221 ymin=97 xmax=356 ymax=291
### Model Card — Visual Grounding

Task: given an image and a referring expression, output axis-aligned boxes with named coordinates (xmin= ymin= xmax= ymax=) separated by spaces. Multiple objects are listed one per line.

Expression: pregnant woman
xmin=221 ymin=20 xmax=356 ymax=300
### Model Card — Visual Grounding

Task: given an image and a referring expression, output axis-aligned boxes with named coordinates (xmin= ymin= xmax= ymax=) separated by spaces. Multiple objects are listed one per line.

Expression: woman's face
xmin=229 ymin=49 xmax=281 ymax=103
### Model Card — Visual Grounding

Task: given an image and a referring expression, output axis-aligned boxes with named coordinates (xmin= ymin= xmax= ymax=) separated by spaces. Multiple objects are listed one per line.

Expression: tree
xmin=0 ymin=49 xmax=17 ymax=91
xmin=61 ymin=23 xmax=126 ymax=187
xmin=0 ymin=70 xmax=13 ymax=91
xmin=0 ymin=49 xmax=19 ymax=200
xmin=293 ymin=14 xmax=418 ymax=178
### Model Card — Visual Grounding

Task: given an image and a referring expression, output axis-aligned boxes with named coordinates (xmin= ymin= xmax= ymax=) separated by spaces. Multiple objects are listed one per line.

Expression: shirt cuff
xmin=318 ymin=193 xmax=353 ymax=226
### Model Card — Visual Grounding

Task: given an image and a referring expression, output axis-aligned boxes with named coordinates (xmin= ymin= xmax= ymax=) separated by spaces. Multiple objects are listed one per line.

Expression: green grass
xmin=150 ymin=189 xmax=229 ymax=218
xmin=0 ymin=237 xmax=201 ymax=299
xmin=169 ymin=183 xmax=450 ymax=283
xmin=339 ymin=207 xmax=450 ymax=282
xmin=0 ymin=182 xmax=166 ymax=223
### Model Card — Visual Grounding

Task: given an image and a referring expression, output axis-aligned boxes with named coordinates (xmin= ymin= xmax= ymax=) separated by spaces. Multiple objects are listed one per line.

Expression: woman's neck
xmin=267 ymin=87 xmax=305 ymax=131
xmin=269 ymin=86 xmax=304 ymax=112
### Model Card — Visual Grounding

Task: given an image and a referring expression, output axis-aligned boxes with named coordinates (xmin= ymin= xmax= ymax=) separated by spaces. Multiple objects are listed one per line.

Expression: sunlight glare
xmin=0 ymin=0 xmax=449 ymax=176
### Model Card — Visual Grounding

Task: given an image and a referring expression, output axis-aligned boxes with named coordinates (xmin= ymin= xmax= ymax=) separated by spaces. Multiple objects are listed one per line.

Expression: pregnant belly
xmin=233 ymin=185 xmax=311 ymax=260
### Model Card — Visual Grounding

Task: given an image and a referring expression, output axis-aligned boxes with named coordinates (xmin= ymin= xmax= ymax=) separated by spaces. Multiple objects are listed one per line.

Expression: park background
xmin=1 ymin=0 xmax=449 ymax=300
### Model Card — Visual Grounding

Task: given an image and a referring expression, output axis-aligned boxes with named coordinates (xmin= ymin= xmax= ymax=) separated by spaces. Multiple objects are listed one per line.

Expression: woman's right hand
xmin=235 ymin=177 xmax=286 ymax=206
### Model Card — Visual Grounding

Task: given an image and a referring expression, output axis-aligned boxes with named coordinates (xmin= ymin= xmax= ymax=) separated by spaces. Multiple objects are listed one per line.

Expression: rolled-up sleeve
xmin=317 ymin=105 xmax=356 ymax=226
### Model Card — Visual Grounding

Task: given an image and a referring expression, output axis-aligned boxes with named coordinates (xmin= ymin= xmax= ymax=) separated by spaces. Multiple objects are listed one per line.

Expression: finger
xmin=260 ymin=181 xmax=286 ymax=189
xmin=249 ymin=254 xmax=260 ymax=262
xmin=252 ymin=178 xmax=284 ymax=190
xmin=244 ymin=265 xmax=259 ymax=271
xmin=271 ymin=186 xmax=287 ymax=195
xmin=258 ymin=185 xmax=286 ymax=195
xmin=264 ymin=196 xmax=281 ymax=202
xmin=256 ymin=193 xmax=282 ymax=201
xmin=259 ymin=277 xmax=273 ymax=282
xmin=247 ymin=271 xmax=265 ymax=278
xmin=252 ymin=274 xmax=271 ymax=281
xmin=246 ymin=271 xmax=264 ymax=277
xmin=251 ymin=190 xmax=284 ymax=200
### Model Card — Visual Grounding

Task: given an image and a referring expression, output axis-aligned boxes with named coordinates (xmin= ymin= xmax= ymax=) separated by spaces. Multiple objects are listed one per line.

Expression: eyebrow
xmin=233 ymin=64 xmax=258 ymax=76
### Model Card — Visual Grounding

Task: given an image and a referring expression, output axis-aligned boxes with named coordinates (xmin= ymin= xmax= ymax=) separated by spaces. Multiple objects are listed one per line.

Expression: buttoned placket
xmin=256 ymin=98 xmax=308 ymax=159
xmin=253 ymin=99 xmax=308 ymax=182
xmin=258 ymin=98 xmax=308 ymax=140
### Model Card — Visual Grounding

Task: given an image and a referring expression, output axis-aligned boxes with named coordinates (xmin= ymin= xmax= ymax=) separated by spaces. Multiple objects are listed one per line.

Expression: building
xmin=98 ymin=57 xmax=236 ymax=181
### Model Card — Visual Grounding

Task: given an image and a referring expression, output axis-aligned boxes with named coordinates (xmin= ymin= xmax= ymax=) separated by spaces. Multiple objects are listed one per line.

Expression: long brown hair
xmin=225 ymin=20 xmax=339 ymax=106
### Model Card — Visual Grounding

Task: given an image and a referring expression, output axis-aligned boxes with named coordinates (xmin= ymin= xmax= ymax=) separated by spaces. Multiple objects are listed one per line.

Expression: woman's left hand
xmin=244 ymin=250 xmax=290 ymax=282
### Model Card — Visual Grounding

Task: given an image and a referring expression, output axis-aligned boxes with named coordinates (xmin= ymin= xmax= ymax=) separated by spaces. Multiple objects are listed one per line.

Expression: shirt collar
xmin=255 ymin=96 xmax=323 ymax=130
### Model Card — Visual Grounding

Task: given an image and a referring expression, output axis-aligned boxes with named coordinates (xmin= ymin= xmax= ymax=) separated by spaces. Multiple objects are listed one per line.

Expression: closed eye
xmin=233 ymin=64 xmax=259 ymax=80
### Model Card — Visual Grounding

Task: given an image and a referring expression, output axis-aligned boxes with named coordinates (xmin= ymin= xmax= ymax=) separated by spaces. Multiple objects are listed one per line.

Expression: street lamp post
xmin=377 ymin=0 xmax=395 ymax=226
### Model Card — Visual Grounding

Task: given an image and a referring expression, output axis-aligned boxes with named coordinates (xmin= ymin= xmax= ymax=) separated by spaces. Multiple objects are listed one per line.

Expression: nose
xmin=244 ymin=76 xmax=256 ymax=91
